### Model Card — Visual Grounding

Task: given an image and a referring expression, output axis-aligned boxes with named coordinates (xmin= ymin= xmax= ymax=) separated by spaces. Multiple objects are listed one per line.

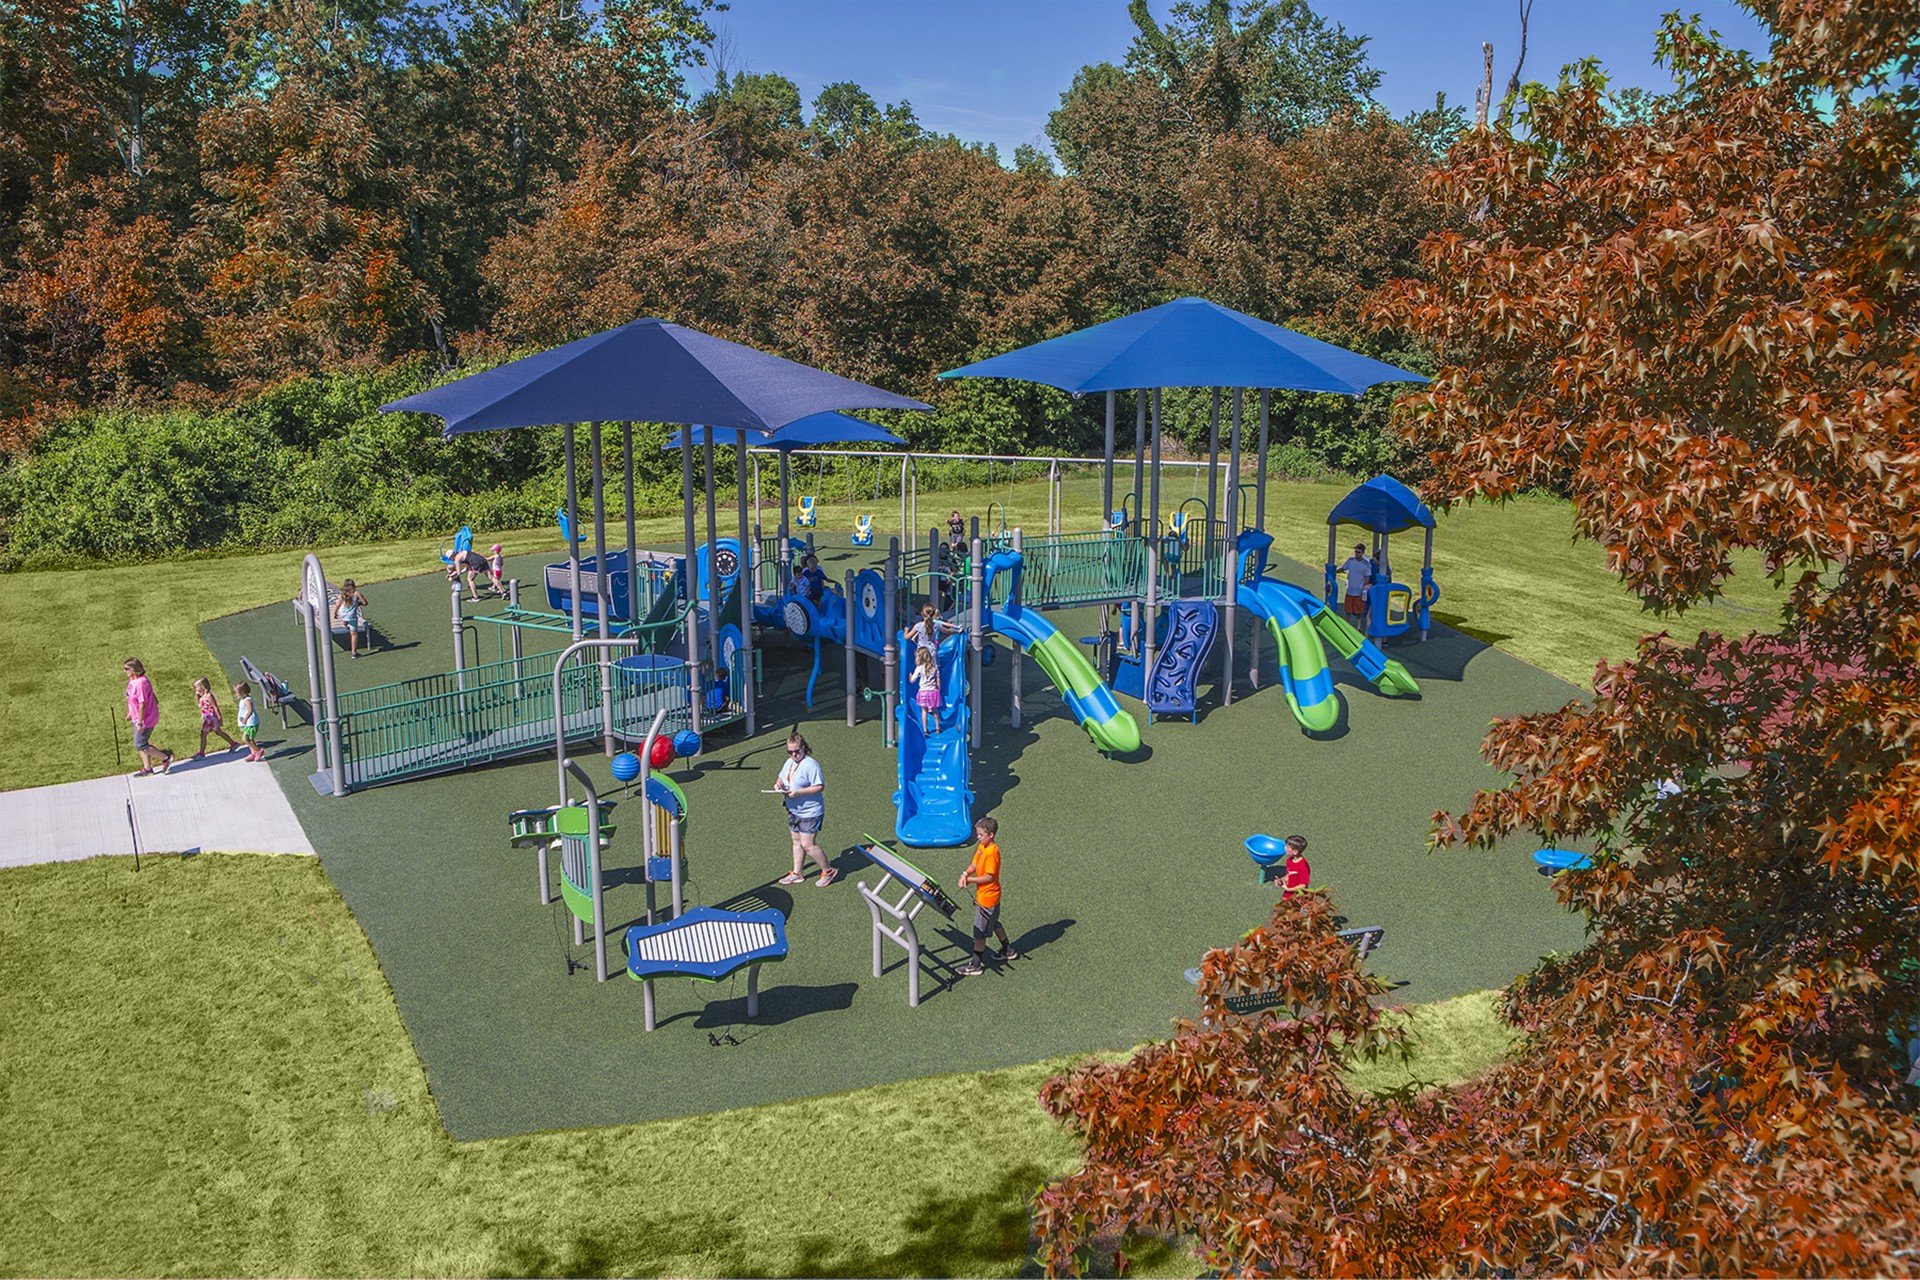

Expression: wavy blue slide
xmin=1146 ymin=600 xmax=1217 ymax=719
xmin=893 ymin=632 xmax=974 ymax=848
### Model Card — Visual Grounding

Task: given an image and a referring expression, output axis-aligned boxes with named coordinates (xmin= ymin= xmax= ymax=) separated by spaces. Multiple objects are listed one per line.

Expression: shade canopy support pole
xmin=1144 ymin=388 xmax=1163 ymax=697
xmin=623 ymin=422 xmax=637 ymax=572
xmin=591 ymin=421 xmax=615 ymax=755
xmin=704 ymin=432 xmax=720 ymax=677
xmin=1221 ymin=390 xmax=1242 ymax=707
xmin=680 ymin=431 xmax=703 ymax=732
xmin=564 ymin=423 xmax=582 ymax=642
xmin=1102 ymin=391 xmax=1115 ymax=529
xmin=735 ymin=428 xmax=757 ymax=735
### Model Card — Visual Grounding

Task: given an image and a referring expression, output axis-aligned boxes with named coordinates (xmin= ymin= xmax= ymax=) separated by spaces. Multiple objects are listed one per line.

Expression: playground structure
xmin=1325 ymin=474 xmax=1440 ymax=643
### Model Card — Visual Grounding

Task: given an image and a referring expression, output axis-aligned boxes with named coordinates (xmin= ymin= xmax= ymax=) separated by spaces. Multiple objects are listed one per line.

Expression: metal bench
xmin=1184 ymin=926 xmax=1388 ymax=1017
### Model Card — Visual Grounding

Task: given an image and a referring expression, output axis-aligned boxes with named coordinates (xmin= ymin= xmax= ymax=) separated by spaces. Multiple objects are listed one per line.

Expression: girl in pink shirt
xmin=192 ymin=676 xmax=243 ymax=758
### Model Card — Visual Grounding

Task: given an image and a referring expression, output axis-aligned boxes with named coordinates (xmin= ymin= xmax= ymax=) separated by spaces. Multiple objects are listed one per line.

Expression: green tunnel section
xmin=1024 ymin=628 xmax=1143 ymax=754
xmin=1262 ymin=612 xmax=1340 ymax=732
xmin=1309 ymin=607 xmax=1421 ymax=697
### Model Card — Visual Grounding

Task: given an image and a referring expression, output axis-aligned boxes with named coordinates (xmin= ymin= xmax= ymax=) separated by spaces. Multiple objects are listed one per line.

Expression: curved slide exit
xmin=987 ymin=602 xmax=1142 ymax=755
xmin=1236 ymin=577 xmax=1419 ymax=733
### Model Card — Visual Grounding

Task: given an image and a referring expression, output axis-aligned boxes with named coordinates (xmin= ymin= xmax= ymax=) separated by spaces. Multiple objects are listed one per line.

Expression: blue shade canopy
xmin=381 ymin=318 xmax=930 ymax=437
xmin=664 ymin=412 xmax=907 ymax=452
xmin=1327 ymin=475 xmax=1436 ymax=534
xmin=941 ymin=297 xmax=1428 ymax=395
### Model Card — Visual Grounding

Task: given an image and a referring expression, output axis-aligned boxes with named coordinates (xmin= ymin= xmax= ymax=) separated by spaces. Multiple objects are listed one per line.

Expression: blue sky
xmin=698 ymin=0 xmax=1772 ymax=159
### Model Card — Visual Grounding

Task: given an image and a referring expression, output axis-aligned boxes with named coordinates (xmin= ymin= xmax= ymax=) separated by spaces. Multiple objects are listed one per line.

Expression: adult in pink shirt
xmin=123 ymin=657 xmax=173 ymax=776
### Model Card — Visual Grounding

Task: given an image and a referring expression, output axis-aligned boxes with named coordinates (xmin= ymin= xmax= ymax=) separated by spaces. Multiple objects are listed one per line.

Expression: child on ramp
xmin=192 ymin=677 xmax=242 ymax=757
xmin=908 ymin=646 xmax=943 ymax=733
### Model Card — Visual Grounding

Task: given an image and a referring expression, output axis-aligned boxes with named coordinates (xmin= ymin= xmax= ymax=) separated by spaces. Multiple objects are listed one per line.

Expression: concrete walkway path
xmin=0 ymin=753 xmax=314 ymax=867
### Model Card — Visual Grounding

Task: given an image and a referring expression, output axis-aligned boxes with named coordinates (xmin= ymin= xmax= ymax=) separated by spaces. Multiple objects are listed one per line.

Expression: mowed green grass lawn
xmin=0 ymin=853 xmax=1514 ymax=1277
xmin=0 ymin=475 xmax=1790 ymax=793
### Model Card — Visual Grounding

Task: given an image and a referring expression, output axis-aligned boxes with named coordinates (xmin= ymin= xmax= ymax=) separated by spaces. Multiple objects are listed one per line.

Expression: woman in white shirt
xmin=774 ymin=732 xmax=837 ymax=887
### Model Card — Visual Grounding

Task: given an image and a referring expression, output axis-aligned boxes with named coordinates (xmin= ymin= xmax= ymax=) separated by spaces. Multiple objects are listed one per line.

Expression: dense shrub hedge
xmin=0 ymin=361 xmax=1405 ymax=569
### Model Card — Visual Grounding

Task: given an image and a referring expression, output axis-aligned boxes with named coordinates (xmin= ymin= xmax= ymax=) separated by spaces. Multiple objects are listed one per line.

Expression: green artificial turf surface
xmin=0 ymin=852 xmax=1516 ymax=1278
xmin=200 ymin=537 xmax=1587 ymax=1140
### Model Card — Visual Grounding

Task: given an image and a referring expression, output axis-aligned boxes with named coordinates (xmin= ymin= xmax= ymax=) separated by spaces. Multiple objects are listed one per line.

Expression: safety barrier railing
xmin=323 ymin=627 xmax=695 ymax=790
xmin=1015 ymin=532 xmax=1147 ymax=608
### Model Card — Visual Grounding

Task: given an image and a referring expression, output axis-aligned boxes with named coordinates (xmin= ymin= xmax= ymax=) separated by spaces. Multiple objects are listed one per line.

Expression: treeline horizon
xmin=1 ymin=0 xmax=1472 ymax=565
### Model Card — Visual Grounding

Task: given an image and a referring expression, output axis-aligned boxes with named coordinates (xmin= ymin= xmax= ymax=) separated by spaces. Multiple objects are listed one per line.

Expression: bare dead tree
xmin=1497 ymin=0 xmax=1534 ymax=126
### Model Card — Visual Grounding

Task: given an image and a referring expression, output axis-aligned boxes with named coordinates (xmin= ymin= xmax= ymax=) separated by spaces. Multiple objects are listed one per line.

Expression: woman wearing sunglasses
xmin=774 ymin=732 xmax=837 ymax=887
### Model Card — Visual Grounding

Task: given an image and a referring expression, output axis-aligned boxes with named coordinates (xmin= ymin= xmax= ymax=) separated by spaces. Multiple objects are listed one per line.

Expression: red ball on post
xmin=647 ymin=735 xmax=674 ymax=769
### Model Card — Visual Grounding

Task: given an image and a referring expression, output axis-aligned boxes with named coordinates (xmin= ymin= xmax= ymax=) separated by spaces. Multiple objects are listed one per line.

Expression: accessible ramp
xmin=987 ymin=601 xmax=1141 ymax=754
xmin=894 ymin=632 xmax=974 ymax=848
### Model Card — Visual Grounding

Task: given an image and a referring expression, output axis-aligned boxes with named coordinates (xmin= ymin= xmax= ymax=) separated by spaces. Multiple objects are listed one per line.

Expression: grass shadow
xmin=786 ymin=1160 xmax=1056 ymax=1278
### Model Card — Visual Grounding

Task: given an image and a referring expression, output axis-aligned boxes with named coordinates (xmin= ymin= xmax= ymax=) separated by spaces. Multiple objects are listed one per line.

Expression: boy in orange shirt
xmin=955 ymin=816 xmax=1018 ymax=976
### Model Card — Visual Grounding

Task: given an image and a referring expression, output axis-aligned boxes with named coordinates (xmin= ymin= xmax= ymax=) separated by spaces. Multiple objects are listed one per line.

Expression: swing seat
xmin=851 ymin=513 xmax=874 ymax=547
xmin=796 ymin=496 xmax=817 ymax=528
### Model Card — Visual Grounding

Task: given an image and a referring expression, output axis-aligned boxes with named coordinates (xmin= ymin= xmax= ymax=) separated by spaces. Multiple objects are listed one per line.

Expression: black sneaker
xmin=997 ymin=947 xmax=1020 ymax=963
xmin=955 ymin=958 xmax=984 ymax=976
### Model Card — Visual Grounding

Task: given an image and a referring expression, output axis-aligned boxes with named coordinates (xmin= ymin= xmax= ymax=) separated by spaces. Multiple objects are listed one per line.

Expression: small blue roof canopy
xmin=381 ymin=318 xmax=930 ymax=436
xmin=940 ymin=297 xmax=1428 ymax=395
xmin=1327 ymin=475 xmax=1435 ymax=535
xmin=664 ymin=412 xmax=907 ymax=452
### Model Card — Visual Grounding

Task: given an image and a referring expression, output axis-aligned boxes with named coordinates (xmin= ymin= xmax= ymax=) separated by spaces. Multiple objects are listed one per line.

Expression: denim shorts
xmin=132 ymin=725 xmax=152 ymax=751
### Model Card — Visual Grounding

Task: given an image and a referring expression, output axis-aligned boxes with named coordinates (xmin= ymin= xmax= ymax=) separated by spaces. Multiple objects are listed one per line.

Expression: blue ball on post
xmin=672 ymin=729 xmax=702 ymax=758
xmin=609 ymin=751 xmax=641 ymax=784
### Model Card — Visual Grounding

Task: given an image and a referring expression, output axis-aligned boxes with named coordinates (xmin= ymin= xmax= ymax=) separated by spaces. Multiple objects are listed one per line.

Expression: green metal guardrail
xmin=1015 ymin=532 xmax=1148 ymax=608
xmin=319 ymin=607 xmax=728 ymax=791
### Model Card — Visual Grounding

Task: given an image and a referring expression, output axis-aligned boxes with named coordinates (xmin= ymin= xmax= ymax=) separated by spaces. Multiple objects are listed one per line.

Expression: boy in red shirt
xmin=955 ymin=816 xmax=1018 ymax=976
xmin=1281 ymin=834 xmax=1312 ymax=899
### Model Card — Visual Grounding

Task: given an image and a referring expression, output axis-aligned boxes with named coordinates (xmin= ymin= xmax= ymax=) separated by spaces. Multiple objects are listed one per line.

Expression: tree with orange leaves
xmin=1036 ymin=4 xmax=1919 ymax=1274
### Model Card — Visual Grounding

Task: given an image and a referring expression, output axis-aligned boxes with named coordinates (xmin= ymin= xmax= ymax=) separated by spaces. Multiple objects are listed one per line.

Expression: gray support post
xmin=301 ymin=554 xmax=344 ymax=795
xmin=1222 ymin=390 xmax=1242 ymax=707
xmin=1010 ymin=527 xmax=1023 ymax=728
xmin=844 ymin=570 xmax=858 ymax=728
xmin=1256 ymin=389 xmax=1271 ymax=531
xmin=1132 ymin=391 xmax=1146 ymax=640
xmin=508 ymin=578 xmax=524 ymax=683
xmin=1207 ymin=388 xmax=1221 ymax=569
xmin=450 ymin=581 xmax=466 ymax=691
xmin=1132 ymin=392 xmax=1146 ymax=519
xmin=703 ymin=432 xmax=720 ymax=673
xmin=969 ymin=532 xmax=984 ymax=749
xmin=1102 ymin=390 xmax=1115 ymax=528
xmin=1145 ymin=389 xmax=1163 ymax=692
xmin=564 ymin=423 xmax=582 ymax=641
xmin=680 ymin=432 xmax=704 ymax=732
xmin=779 ymin=452 xmax=793 ymax=581
xmin=735 ymin=429 xmax=757 ymax=735
xmin=884 ymin=538 xmax=900 ymax=749
xmin=591 ymin=421 xmax=614 ymax=755
xmin=623 ymin=422 xmax=637 ymax=571
xmin=1422 ymin=526 xmax=1435 ymax=641
xmin=299 ymin=583 xmax=321 ymax=744
xmin=1252 ymin=390 xmax=1270 ymax=688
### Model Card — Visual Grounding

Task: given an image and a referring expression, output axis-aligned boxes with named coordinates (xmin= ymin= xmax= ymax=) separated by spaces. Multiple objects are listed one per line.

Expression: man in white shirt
xmin=1340 ymin=542 xmax=1374 ymax=620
